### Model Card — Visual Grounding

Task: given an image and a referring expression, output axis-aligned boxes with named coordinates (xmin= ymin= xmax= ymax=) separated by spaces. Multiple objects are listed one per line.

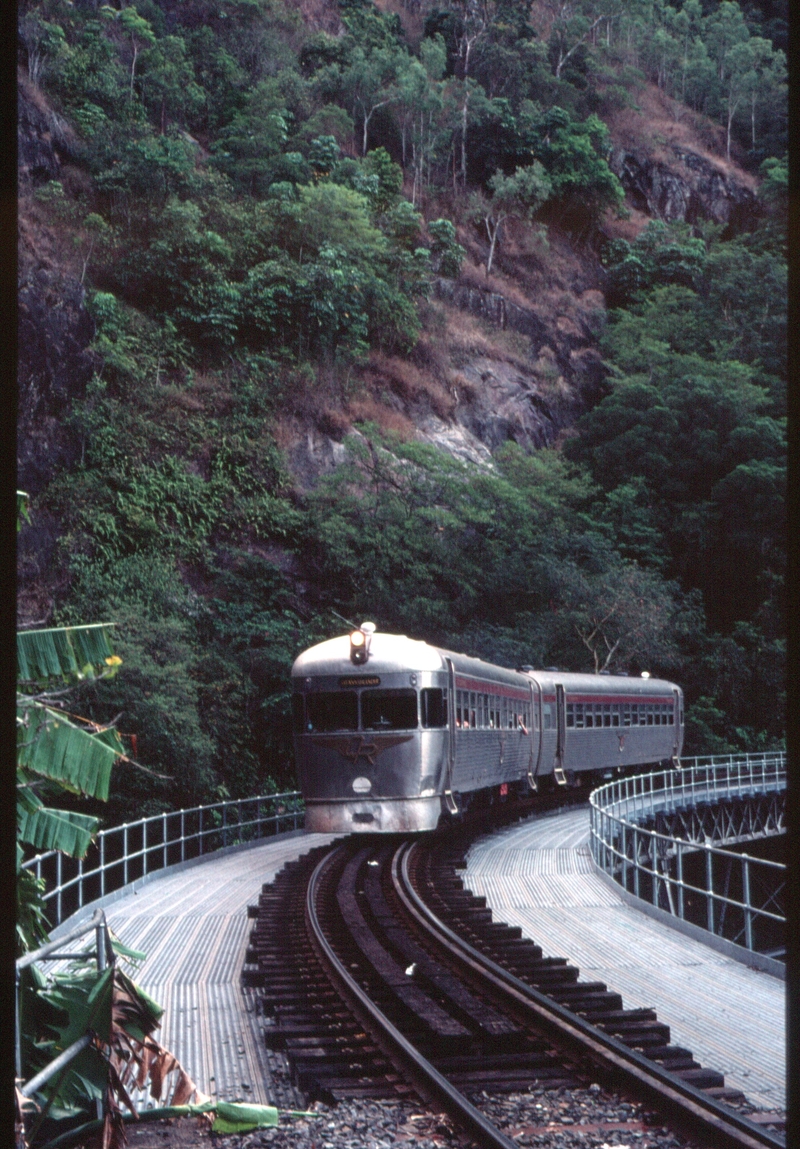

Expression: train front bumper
xmin=304 ymin=795 xmax=443 ymax=834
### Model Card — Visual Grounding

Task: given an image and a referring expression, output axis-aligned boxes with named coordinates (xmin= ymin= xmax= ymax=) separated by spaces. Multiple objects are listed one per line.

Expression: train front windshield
xmin=293 ymin=687 xmax=447 ymax=733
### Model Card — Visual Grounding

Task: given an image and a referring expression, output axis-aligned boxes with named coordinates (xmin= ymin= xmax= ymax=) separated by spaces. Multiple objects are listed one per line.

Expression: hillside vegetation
xmin=17 ymin=0 xmax=786 ymax=823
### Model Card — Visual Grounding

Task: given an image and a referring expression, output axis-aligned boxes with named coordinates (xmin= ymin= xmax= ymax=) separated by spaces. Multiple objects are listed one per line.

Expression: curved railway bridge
xmin=39 ymin=761 xmax=784 ymax=1138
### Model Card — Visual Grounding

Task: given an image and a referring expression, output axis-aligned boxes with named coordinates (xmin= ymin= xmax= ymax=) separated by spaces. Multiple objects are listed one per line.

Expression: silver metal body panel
xmin=291 ymin=633 xmax=684 ymax=832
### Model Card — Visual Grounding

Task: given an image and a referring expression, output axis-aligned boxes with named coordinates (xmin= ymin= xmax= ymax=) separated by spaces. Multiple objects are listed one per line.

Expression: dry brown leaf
xmin=148 ymin=1047 xmax=179 ymax=1100
xmin=169 ymin=1069 xmax=197 ymax=1108
xmin=106 ymin=1057 xmax=139 ymax=1118
xmin=134 ymin=1037 xmax=159 ymax=1090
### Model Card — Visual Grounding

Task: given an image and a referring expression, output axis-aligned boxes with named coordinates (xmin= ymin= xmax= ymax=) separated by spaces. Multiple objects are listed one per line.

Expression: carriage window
xmin=292 ymin=694 xmax=305 ymax=733
xmin=603 ymin=704 xmax=611 ymax=727
xmin=623 ymin=705 xmax=631 ymax=727
xmin=585 ymin=706 xmax=594 ymax=728
xmin=362 ymin=689 xmax=418 ymax=731
xmin=612 ymin=705 xmax=620 ymax=727
xmin=306 ymin=691 xmax=358 ymax=732
xmin=421 ymin=688 xmax=447 ymax=728
xmin=647 ymin=706 xmax=654 ymax=726
xmin=566 ymin=704 xmax=574 ymax=728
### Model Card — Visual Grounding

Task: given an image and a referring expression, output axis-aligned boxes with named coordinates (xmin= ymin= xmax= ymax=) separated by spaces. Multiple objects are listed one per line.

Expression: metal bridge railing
xmin=589 ymin=753 xmax=786 ymax=957
xmin=21 ymin=791 xmax=304 ymax=931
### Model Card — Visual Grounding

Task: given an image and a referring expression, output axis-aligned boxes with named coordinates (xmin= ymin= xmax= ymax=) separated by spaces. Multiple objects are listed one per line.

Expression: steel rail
xmin=394 ymin=840 xmax=783 ymax=1149
xmin=304 ymin=842 xmax=519 ymax=1149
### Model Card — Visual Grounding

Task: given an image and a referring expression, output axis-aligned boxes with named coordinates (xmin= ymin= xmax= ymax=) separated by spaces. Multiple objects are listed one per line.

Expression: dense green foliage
xmin=18 ymin=0 xmax=786 ymax=820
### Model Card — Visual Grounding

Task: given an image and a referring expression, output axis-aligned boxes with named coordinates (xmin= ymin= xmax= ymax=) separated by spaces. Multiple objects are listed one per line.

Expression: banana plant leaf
xmin=17 ymin=623 xmax=117 ymax=686
xmin=210 ymin=1101 xmax=280 ymax=1133
xmin=17 ymin=703 xmax=123 ymax=801
xmin=17 ymin=804 xmax=99 ymax=859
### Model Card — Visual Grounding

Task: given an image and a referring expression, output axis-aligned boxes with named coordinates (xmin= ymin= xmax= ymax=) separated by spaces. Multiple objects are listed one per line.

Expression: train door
xmin=527 ymin=678 xmax=542 ymax=791
xmin=672 ymin=688 xmax=682 ymax=766
xmin=553 ymin=683 xmax=567 ymax=786
xmin=444 ymin=658 xmax=458 ymax=813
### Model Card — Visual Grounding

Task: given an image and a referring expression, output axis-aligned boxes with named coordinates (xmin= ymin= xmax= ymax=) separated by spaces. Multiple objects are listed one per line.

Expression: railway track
xmin=244 ymin=830 xmax=784 ymax=1149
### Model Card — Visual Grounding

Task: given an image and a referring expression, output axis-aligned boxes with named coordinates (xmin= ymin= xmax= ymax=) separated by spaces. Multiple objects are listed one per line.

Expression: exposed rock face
xmin=453 ymin=357 xmax=559 ymax=453
xmin=18 ymin=266 xmax=97 ymax=495
xmin=611 ymin=146 xmax=759 ymax=232
xmin=430 ymin=279 xmax=606 ymax=457
xmin=432 ymin=280 xmax=550 ymax=351
xmin=18 ymin=72 xmax=79 ymax=188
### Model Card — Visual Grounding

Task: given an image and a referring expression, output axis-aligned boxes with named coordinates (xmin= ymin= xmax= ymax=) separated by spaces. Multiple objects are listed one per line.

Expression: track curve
xmin=251 ymin=831 xmax=784 ymax=1149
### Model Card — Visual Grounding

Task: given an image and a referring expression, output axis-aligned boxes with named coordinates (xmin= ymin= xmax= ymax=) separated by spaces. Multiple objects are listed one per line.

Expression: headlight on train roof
xmin=350 ymin=622 xmax=375 ymax=664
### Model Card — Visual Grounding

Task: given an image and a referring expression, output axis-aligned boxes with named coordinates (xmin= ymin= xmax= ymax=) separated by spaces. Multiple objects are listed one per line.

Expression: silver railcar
xmin=291 ymin=626 xmax=684 ymax=834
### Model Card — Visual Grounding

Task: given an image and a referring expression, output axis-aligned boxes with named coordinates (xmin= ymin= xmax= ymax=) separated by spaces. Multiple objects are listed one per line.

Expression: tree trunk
xmin=485 ymin=216 xmax=501 ymax=278
xmin=460 ymin=88 xmax=469 ymax=191
xmin=130 ymin=39 xmax=138 ymax=100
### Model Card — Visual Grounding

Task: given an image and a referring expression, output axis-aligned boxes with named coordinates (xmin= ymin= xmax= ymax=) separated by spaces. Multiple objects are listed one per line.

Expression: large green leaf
xmin=211 ymin=1101 xmax=279 ymax=1133
xmin=17 ymin=703 xmax=122 ymax=800
xmin=17 ymin=624 xmax=117 ymax=685
xmin=17 ymin=804 xmax=99 ymax=859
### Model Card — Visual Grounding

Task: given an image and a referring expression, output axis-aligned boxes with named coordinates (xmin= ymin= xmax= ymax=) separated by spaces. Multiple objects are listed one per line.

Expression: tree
xmin=102 ymin=5 xmax=157 ymax=101
xmin=551 ymin=559 xmax=682 ymax=674
xmin=469 ymin=163 xmax=551 ymax=277
xmin=139 ymin=33 xmax=204 ymax=134
xmin=539 ymin=0 xmax=624 ymax=80
xmin=210 ymin=80 xmax=289 ymax=195
xmin=342 ymin=44 xmax=402 ymax=155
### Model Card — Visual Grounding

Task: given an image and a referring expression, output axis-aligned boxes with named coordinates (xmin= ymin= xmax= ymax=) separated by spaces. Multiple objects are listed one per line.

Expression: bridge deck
xmin=51 ymin=831 xmax=338 ymax=1109
xmin=462 ymin=806 xmax=785 ymax=1112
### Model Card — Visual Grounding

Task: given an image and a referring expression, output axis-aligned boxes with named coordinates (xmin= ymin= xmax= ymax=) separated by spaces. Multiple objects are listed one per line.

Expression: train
xmin=291 ymin=624 xmax=684 ymax=834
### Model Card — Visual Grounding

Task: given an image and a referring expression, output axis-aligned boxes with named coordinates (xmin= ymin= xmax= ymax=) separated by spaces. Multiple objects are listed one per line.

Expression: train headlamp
xmin=349 ymin=622 xmax=375 ymax=665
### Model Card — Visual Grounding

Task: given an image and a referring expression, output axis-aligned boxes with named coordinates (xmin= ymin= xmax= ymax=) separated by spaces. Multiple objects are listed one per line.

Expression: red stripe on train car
xmin=567 ymin=694 xmax=673 ymax=704
xmin=454 ymin=676 xmax=530 ymax=700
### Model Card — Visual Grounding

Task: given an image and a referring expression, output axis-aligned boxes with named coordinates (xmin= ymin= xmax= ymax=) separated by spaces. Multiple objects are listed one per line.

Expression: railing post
xmin=143 ymin=818 xmax=147 ymax=877
xmin=651 ymin=837 xmax=659 ymax=908
xmin=100 ymin=833 xmax=105 ymax=899
xmin=676 ymin=842 xmax=684 ymax=920
xmin=123 ymin=825 xmax=128 ymax=887
xmin=621 ymin=822 xmax=628 ymax=892
xmin=96 ymin=917 xmax=106 ymax=972
xmin=181 ymin=810 xmax=185 ymax=863
xmin=742 ymin=856 xmax=754 ymax=951
xmin=222 ymin=803 xmax=227 ymax=849
xmin=15 ymin=969 xmax=22 ymax=1080
xmin=57 ymin=852 xmax=62 ymax=926
xmin=78 ymin=856 xmax=84 ymax=909
xmin=199 ymin=807 xmax=203 ymax=855
xmin=633 ymin=829 xmax=640 ymax=899
xmin=163 ymin=812 xmax=168 ymax=871
xmin=706 ymin=845 xmax=714 ymax=933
